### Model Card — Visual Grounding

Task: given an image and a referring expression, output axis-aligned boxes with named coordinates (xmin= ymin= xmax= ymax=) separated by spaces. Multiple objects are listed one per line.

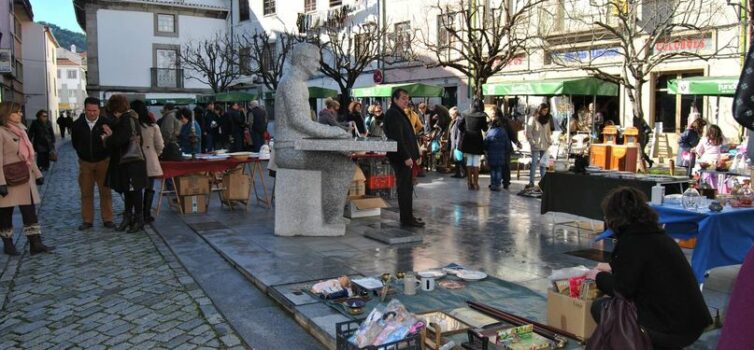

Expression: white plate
xmin=456 ymin=270 xmax=487 ymax=281
xmin=417 ymin=270 xmax=446 ymax=279
xmin=227 ymin=152 xmax=253 ymax=157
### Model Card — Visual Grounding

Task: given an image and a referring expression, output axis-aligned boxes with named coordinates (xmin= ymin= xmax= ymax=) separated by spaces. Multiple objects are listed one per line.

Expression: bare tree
xmin=540 ymin=0 xmax=737 ymax=122
xmin=179 ymin=32 xmax=242 ymax=93
xmin=240 ymin=30 xmax=300 ymax=91
xmin=418 ymin=0 xmax=546 ymax=101
xmin=307 ymin=10 xmax=384 ymax=113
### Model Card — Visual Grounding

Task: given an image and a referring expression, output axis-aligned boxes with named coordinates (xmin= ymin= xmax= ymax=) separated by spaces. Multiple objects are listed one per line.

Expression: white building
xmin=1 ymin=0 xmax=34 ymax=109
xmin=22 ymin=22 xmax=59 ymax=130
xmin=73 ymin=0 xmax=229 ymax=107
xmin=57 ymin=45 xmax=87 ymax=117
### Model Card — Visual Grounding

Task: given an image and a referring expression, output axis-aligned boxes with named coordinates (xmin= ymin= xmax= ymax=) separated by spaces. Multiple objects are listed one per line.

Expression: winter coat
xmin=250 ymin=106 xmax=268 ymax=135
xmin=525 ymin=116 xmax=552 ymax=151
xmin=105 ymin=111 xmax=148 ymax=193
xmin=141 ymin=124 xmax=164 ymax=178
xmin=366 ymin=114 xmax=385 ymax=138
xmin=27 ymin=119 xmax=55 ymax=153
xmin=450 ymin=116 xmax=464 ymax=151
xmin=383 ymin=104 xmax=420 ymax=164
xmin=179 ymin=121 xmax=202 ymax=154
xmin=0 ymin=126 xmax=43 ymax=208
xmin=484 ymin=126 xmax=513 ymax=167
xmin=71 ymin=115 xmax=111 ymax=163
xmin=458 ymin=111 xmax=488 ymax=155
xmin=346 ymin=111 xmax=367 ymax=135
xmin=158 ymin=110 xmax=181 ymax=144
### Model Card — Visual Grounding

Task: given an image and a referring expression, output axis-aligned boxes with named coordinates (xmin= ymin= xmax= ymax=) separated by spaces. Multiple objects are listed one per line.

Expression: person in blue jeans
xmin=525 ymin=103 xmax=554 ymax=188
xmin=484 ymin=118 xmax=513 ymax=191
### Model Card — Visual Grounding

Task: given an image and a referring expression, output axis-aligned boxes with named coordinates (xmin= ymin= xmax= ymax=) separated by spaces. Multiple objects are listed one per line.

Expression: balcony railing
xmin=150 ymin=68 xmax=184 ymax=89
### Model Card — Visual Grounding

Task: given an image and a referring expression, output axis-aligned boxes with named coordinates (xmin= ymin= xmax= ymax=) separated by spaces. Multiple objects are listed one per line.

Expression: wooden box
xmin=221 ymin=170 xmax=250 ymax=201
xmin=590 ymin=144 xmax=611 ymax=169
xmin=609 ymin=145 xmax=638 ymax=172
xmin=178 ymin=195 xmax=207 ymax=214
xmin=175 ymin=175 xmax=210 ymax=196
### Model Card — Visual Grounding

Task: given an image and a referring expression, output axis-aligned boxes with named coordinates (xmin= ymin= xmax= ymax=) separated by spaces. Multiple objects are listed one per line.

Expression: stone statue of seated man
xmin=274 ymin=43 xmax=355 ymax=229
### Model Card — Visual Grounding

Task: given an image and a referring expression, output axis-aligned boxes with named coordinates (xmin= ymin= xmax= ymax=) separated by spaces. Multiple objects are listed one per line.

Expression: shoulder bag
xmin=120 ymin=116 xmax=145 ymax=164
xmin=3 ymin=160 xmax=30 ymax=186
xmin=586 ymin=294 xmax=653 ymax=350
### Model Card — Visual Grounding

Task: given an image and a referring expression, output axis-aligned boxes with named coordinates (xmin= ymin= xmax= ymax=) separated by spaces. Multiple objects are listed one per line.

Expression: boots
xmin=467 ymin=168 xmax=475 ymax=190
xmin=2 ymin=237 xmax=18 ymax=256
xmin=467 ymin=167 xmax=480 ymax=190
xmin=24 ymin=224 xmax=55 ymax=255
xmin=143 ymin=189 xmax=156 ymax=224
xmin=127 ymin=212 xmax=145 ymax=233
xmin=117 ymin=212 xmax=132 ymax=232
xmin=474 ymin=168 xmax=481 ymax=190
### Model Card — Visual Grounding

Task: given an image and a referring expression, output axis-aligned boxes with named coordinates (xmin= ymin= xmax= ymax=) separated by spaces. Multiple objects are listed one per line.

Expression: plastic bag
xmin=350 ymin=299 xmax=420 ymax=347
xmin=547 ymin=265 xmax=590 ymax=282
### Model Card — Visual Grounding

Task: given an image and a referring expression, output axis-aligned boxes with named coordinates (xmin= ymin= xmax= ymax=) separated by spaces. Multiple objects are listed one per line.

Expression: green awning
xmin=352 ymin=83 xmax=444 ymax=98
xmin=482 ymin=77 xmax=619 ymax=96
xmin=196 ymin=94 xmax=215 ymax=103
xmin=308 ymin=86 xmax=339 ymax=98
xmin=214 ymin=91 xmax=257 ymax=102
xmin=146 ymin=98 xmax=195 ymax=106
xmin=667 ymin=76 xmax=739 ymax=96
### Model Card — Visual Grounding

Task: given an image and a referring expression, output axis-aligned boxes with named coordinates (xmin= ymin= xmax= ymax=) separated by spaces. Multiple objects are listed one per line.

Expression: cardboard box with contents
xmin=345 ymin=196 xmax=388 ymax=218
xmin=175 ymin=175 xmax=211 ymax=196
xmin=546 ymin=289 xmax=597 ymax=341
xmin=348 ymin=166 xmax=366 ymax=198
xmin=178 ymin=195 xmax=207 ymax=214
xmin=221 ymin=170 xmax=250 ymax=201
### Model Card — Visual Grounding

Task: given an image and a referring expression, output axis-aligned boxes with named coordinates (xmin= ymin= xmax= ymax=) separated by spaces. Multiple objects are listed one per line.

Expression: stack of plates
xmin=456 ymin=270 xmax=487 ymax=281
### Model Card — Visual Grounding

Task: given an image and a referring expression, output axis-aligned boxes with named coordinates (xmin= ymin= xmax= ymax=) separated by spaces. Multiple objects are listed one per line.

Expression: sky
xmin=30 ymin=0 xmax=84 ymax=34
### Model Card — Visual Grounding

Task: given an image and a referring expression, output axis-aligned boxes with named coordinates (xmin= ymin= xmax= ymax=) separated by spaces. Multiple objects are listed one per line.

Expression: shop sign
xmin=552 ymin=47 xmax=620 ymax=63
xmin=0 ymin=49 xmax=12 ymax=74
xmin=653 ymin=35 xmax=712 ymax=54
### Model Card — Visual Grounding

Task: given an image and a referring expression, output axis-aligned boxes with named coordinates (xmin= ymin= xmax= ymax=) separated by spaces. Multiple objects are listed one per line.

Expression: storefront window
xmin=654 ymin=71 xmax=703 ymax=133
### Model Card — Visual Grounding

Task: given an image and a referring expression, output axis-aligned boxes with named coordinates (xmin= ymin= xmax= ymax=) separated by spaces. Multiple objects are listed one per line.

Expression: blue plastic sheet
xmin=595 ymin=204 xmax=754 ymax=283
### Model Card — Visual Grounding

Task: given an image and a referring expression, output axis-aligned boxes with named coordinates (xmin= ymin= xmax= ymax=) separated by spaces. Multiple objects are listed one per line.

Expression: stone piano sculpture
xmin=273 ymin=43 xmax=396 ymax=236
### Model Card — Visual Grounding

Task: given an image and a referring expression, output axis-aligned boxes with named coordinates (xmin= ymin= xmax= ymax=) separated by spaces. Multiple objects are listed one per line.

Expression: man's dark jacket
xmin=382 ymin=104 xmax=419 ymax=164
xmin=71 ymin=115 xmax=111 ymax=162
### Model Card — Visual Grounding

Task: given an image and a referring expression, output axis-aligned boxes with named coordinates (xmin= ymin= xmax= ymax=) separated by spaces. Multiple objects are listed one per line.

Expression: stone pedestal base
xmin=274 ymin=168 xmax=346 ymax=236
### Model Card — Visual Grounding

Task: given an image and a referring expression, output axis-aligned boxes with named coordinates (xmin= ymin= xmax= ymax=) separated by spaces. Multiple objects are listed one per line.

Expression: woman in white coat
xmin=131 ymin=101 xmax=164 ymax=224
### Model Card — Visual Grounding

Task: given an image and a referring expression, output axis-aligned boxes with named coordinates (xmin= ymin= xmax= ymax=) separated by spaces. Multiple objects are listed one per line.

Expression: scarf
xmin=7 ymin=123 xmax=36 ymax=167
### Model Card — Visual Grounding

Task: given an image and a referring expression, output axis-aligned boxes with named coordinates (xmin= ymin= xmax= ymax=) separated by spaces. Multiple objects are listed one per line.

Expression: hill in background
xmin=40 ymin=22 xmax=87 ymax=52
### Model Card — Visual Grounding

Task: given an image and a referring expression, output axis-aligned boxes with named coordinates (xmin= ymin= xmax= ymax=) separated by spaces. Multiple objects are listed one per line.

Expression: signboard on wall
xmin=653 ymin=33 xmax=713 ymax=54
xmin=0 ymin=49 xmax=12 ymax=74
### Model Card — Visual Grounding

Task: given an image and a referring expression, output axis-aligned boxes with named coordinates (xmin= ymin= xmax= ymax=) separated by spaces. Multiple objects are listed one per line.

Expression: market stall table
xmin=156 ymin=157 xmax=270 ymax=215
xmin=540 ymin=171 xmax=688 ymax=221
xmin=595 ymin=203 xmax=754 ymax=284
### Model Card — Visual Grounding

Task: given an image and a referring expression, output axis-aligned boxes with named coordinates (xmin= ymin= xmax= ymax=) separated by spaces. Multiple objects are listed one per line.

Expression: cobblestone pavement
xmin=0 ymin=141 xmax=247 ymax=349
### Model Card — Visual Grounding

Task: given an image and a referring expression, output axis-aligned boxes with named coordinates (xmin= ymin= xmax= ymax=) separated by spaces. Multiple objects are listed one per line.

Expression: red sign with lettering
xmin=373 ymin=69 xmax=383 ymax=84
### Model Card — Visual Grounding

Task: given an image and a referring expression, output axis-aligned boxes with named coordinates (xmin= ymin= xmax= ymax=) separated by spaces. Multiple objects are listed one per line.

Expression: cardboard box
xmin=178 ymin=195 xmax=207 ymax=214
xmin=345 ymin=197 xmax=388 ymax=218
xmin=348 ymin=166 xmax=367 ymax=198
xmin=546 ymin=289 xmax=597 ymax=341
xmin=221 ymin=170 xmax=250 ymax=201
xmin=176 ymin=175 xmax=210 ymax=196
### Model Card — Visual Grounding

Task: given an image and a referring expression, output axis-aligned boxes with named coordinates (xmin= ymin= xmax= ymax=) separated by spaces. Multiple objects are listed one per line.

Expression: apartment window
xmin=394 ymin=22 xmax=412 ymax=61
xmin=437 ymin=14 xmax=456 ymax=48
xmin=304 ymin=0 xmax=316 ymax=12
xmin=263 ymin=0 xmax=276 ymax=15
xmin=330 ymin=0 xmax=342 ymax=7
xmin=239 ymin=0 xmax=250 ymax=21
xmin=67 ymin=70 xmax=77 ymax=79
xmin=57 ymin=69 xmax=61 ymax=79
xmin=240 ymin=47 xmax=252 ymax=74
xmin=69 ymin=90 xmax=76 ymax=97
xmin=14 ymin=16 xmax=22 ymax=40
xmin=355 ymin=33 xmax=369 ymax=58
xmin=155 ymin=14 xmax=178 ymax=37
xmin=261 ymin=42 xmax=276 ymax=72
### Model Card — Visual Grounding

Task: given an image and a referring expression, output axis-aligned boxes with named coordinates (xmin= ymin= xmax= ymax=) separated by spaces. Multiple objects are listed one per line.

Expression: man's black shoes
xmin=401 ymin=219 xmax=425 ymax=228
xmin=78 ymin=223 xmax=93 ymax=230
xmin=103 ymin=222 xmax=116 ymax=229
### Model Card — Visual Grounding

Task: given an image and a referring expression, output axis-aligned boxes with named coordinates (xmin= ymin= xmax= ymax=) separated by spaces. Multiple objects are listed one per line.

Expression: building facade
xmin=22 ymin=22 xmax=59 ymax=130
xmin=0 ymin=0 xmax=34 ymax=110
xmin=73 ymin=0 xmax=229 ymax=108
xmin=57 ymin=45 xmax=88 ymax=117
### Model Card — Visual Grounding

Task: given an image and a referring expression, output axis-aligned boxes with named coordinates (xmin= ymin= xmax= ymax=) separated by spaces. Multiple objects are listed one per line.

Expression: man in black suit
xmin=382 ymin=88 xmax=424 ymax=228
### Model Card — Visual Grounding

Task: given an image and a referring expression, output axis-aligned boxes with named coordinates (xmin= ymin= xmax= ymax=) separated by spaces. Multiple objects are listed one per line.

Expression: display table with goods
xmin=304 ymin=266 xmax=588 ymax=350
xmin=540 ymin=171 xmax=689 ymax=221
xmin=156 ymin=152 xmax=270 ymax=215
xmin=595 ymin=196 xmax=754 ymax=284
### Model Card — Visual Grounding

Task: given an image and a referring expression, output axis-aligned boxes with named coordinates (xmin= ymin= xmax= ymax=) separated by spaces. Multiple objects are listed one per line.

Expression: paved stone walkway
xmin=0 ymin=141 xmax=246 ymax=349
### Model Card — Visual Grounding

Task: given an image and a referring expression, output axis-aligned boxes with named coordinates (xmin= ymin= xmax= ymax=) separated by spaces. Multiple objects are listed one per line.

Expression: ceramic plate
xmin=227 ymin=152 xmax=253 ymax=157
xmin=457 ymin=270 xmax=487 ymax=281
xmin=417 ymin=270 xmax=446 ymax=279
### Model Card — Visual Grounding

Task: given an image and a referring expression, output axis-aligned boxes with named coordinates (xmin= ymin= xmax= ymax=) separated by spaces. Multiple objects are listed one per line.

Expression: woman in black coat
xmin=458 ymin=99 xmax=488 ymax=190
xmin=590 ymin=187 xmax=711 ymax=349
xmin=27 ymin=110 xmax=55 ymax=171
xmin=102 ymin=95 xmax=148 ymax=233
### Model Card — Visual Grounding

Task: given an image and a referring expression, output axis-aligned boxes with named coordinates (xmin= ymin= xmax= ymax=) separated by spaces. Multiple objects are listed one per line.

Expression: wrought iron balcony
xmin=150 ymin=68 xmax=184 ymax=89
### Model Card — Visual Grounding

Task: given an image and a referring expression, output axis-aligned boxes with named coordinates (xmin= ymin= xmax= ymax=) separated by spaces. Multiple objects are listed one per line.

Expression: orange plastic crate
xmin=366 ymin=175 xmax=395 ymax=190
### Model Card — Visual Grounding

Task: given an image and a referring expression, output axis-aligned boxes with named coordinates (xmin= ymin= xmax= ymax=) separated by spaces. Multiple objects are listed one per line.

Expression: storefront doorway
xmin=653 ymin=71 xmax=704 ymax=133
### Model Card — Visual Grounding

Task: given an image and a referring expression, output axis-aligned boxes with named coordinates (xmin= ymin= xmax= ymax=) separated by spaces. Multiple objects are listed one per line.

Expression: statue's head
xmin=290 ymin=43 xmax=320 ymax=77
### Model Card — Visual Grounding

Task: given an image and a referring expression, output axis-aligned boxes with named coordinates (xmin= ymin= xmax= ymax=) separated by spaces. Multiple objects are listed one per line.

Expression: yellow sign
xmin=58 ymin=103 xmax=72 ymax=109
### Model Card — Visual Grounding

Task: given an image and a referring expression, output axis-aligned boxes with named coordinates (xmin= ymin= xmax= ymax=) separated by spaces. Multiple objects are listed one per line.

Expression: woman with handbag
xmin=588 ymin=187 xmax=711 ymax=349
xmin=132 ymin=100 xmax=163 ymax=224
xmin=0 ymin=102 xmax=54 ymax=255
xmin=27 ymin=110 xmax=56 ymax=171
xmin=101 ymin=95 xmax=148 ymax=233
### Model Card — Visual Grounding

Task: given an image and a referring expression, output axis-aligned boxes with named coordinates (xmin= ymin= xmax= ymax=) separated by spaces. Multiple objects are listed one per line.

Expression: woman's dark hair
xmin=490 ymin=119 xmax=502 ymax=128
xmin=706 ymin=124 xmax=723 ymax=146
xmin=348 ymin=101 xmax=362 ymax=114
xmin=130 ymin=100 xmax=152 ymax=126
xmin=602 ymin=187 xmax=660 ymax=236
xmin=690 ymin=118 xmax=707 ymax=133
xmin=536 ymin=103 xmax=550 ymax=115
xmin=106 ymin=94 xmax=130 ymax=114
xmin=178 ymin=108 xmax=192 ymax=121
xmin=0 ymin=102 xmax=22 ymax=126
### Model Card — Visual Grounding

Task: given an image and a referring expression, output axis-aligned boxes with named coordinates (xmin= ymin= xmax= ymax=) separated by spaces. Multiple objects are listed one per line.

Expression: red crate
xmin=366 ymin=175 xmax=395 ymax=190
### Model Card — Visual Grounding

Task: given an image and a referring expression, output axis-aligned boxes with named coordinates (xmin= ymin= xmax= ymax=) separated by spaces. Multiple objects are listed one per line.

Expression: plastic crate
xmin=335 ymin=319 xmax=422 ymax=350
xmin=367 ymin=187 xmax=397 ymax=199
xmin=358 ymin=158 xmax=393 ymax=177
xmin=366 ymin=175 xmax=396 ymax=190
